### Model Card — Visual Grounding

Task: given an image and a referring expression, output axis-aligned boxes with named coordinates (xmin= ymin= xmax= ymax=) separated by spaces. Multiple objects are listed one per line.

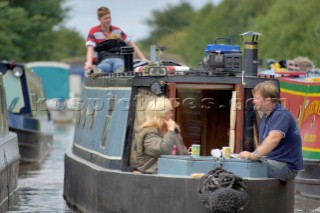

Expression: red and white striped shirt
xmin=86 ymin=25 xmax=130 ymax=63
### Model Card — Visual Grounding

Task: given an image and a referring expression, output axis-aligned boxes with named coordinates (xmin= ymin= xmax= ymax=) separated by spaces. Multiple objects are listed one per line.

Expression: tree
xmin=0 ymin=0 xmax=85 ymax=62
xmin=178 ymin=0 xmax=273 ymax=66
xmin=253 ymin=0 xmax=320 ymax=66
xmin=141 ymin=2 xmax=196 ymax=48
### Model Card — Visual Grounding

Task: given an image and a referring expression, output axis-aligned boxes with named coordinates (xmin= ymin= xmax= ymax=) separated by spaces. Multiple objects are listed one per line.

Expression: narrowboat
xmin=64 ymin=33 xmax=296 ymax=213
xmin=259 ymin=58 xmax=320 ymax=199
xmin=68 ymin=64 xmax=84 ymax=100
xmin=26 ymin=61 xmax=75 ymax=123
xmin=0 ymin=73 xmax=20 ymax=207
xmin=0 ymin=61 xmax=54 ymax=163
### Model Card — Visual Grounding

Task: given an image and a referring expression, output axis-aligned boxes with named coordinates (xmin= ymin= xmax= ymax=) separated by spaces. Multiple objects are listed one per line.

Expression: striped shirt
xmin=86 ymin=25 xmax=130 ymax=62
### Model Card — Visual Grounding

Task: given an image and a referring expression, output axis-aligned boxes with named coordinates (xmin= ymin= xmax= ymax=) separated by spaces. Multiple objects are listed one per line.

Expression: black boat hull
xmin=295 ymin=160 xmax=320 ymax=199
xmin=10 ymin=127 xmax=53 ymax=163
xmin=0 ymin=133 xmax=20 ymax=207
xmin=64 ymin=151 xmax=295 ymax=213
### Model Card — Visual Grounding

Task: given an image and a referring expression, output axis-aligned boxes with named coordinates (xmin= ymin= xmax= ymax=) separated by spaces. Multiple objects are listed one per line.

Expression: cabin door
xmin=176 ymin=88 xmax=232 ymax=156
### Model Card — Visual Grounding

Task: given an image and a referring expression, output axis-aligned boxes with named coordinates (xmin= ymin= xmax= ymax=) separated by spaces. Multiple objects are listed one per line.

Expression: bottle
xmin=171 ymin=145 xmax=177 ymax=155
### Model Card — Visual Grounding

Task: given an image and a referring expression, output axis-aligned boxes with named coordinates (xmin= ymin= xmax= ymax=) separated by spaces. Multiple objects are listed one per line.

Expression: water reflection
xmin=1 ymin=123 xmax=320 ymax=213
xmin=295 ymin=195 xmax=320 ymax=213
xmin=5 ymin=123 xmax=75 ymax=213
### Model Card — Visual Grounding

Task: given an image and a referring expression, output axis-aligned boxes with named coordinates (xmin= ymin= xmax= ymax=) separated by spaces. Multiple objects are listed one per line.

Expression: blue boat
xmin=0 ymin=61 xmax=54 ymax=163
xmin=68 ymin=63 xmax=84 ymax=99
xmin=0 ymin=73 xmax=20 ymax=207
xmin=63 ymin=38 xmax=296 ymax=212
xmin=26 ymin=61 xmax=75 ymax=123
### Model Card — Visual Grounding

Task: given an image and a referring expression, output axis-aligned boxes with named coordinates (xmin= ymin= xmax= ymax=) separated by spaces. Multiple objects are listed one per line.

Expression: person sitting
xmin=84 ymin=6 xmax=147 ymax=75
xmin=94 ymin=33 xmax=127 ymax=73
xmin=135 ymin=97 xmax=188 ymax=174
xmin=239 ymin=81 xmax=304 ymax=181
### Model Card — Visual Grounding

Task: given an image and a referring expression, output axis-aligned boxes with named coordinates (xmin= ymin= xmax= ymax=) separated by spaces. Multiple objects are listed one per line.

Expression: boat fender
xmin=197 ymin=167 xmax=248 ymax=212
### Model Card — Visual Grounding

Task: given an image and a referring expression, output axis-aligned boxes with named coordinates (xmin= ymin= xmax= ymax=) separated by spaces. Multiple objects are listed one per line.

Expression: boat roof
xmin=259 ymin=69 xmax=320 ymax=84
xmin=26 ymin=61 xmax=70 ymax=69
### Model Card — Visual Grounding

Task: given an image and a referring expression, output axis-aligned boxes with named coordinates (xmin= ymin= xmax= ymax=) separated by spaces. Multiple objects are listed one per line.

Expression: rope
xmin=197 ymin=167 xmax=248 ymax=213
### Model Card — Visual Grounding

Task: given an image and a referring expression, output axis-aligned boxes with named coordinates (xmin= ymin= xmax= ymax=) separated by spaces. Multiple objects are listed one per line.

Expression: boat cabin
xmin=74 ymin=72 xmax=277 ymax=172
xmin=0 ymin=61 xmax=53 ymax=163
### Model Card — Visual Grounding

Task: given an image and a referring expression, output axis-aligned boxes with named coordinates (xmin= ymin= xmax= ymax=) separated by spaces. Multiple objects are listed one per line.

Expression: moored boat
xmin=0 ymin=73 xmax=20 ymax=207
xmin=0 ymin=61 xmax=54 ymax=163
xmin=26 ymin=61 xmax=75 ymax=123
xmin=64 ymin=34 xmax=296 ymax=213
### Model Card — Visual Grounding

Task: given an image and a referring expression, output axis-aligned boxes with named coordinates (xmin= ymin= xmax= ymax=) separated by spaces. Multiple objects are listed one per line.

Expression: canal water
xmin=1 ymin=122 xmax=320 ymax=213
xmin=4 ymin=123 xmax=75 ymax=213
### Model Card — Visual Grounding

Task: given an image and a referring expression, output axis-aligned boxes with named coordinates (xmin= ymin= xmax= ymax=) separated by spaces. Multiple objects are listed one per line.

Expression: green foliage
xmin=142 ymin=2 xmax=196 ymax=48
xmin=253 ymin=0 xmax=320 ymax=66
xmin=0 ymin=0 xmax=85 ymax=63
xmin=140 ymin=0 xmax=320 ymax=67
xmin=0 ymin=2 xmax=27 ymax=60
xmin=145 ymin=2 xmax=195 ymax=31
xmin=52 ymin=28 xmax=86 ymax=59
xmin=177 ymin=0 xmax=273 ymax=66
xmin=2 ymin=0 xmax=320 ymax=67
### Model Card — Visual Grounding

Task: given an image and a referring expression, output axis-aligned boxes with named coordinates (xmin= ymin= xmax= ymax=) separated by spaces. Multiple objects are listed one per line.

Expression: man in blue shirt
xmin=240 ymin=80 xmax=304 ymax=181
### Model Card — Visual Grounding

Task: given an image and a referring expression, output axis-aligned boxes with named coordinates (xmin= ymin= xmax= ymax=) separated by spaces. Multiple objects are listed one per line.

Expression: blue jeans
xmin=97 ymin=58 xmax=124 ymax=73
xmin=266 ymin=159 xmax=298 ymax=182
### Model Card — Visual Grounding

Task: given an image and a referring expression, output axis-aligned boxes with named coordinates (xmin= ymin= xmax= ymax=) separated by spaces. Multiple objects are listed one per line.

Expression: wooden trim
xmin=168 ymin=83 xmax=177 ymax=118
xmin=235 ymin=84 xmax=244 ymax=153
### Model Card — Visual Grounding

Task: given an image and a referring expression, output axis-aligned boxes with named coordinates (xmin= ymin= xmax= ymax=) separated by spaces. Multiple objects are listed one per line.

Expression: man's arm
xmin=240 ymin=130 xmax=283 ymax=160
xmin=128 ymin=41 xmax=147 ymax=60
xmin=84 ymin=46 xmax=94 ymax=75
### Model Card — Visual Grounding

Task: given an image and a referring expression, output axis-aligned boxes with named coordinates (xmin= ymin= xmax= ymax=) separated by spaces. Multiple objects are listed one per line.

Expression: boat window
xmin=100 ymin=96 xmax=115 ymax=148
xmin=3 ymin=71 xmax=25 ymax=113
xmin=26 ymin=70 xmax=48 ymax=119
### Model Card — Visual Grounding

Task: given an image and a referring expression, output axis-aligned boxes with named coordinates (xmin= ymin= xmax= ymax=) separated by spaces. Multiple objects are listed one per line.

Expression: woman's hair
xmin=253 ymin=80 xmax=280 ymax=103
xmin=97 ymin=6 xmax=111 ymax=19
xmin=144 ymin=97 xmax=173 ymax=129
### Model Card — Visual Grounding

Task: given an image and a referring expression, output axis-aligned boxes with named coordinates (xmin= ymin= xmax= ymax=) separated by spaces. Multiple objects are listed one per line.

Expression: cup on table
xmin=221 ymin=146 xmax=231 ymax=158
xmin=188 ymin=144 xmax=200 ymax=158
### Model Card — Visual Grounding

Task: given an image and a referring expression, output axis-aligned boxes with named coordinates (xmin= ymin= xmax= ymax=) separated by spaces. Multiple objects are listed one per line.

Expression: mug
xmin=221 ymin=146 xmax=231 ymax=158
xmin=188 ymin=144 xmax=200 ymax=158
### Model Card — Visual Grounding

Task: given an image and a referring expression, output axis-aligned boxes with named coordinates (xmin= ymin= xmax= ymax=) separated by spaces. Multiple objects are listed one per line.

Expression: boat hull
xmin=10 ymin=127 xmax=53 ymax=163
xmin=8 ymin=113 xmax=54 ymax=163
xmin=64 ymin=150 xmax=295 ymax=213
xmin=295 ymin=159 xmax=320 ymax=199
xmin=0 ymin=133 xmax=20 ymax=206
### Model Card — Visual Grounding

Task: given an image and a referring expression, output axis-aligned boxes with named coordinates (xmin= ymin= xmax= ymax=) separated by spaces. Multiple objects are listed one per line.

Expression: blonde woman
xmin=135 ymin=97 xmax=188 ymax=174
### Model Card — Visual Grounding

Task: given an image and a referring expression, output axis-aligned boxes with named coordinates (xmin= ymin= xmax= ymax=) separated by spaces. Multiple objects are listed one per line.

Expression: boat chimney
xmin=240 ymin=31 xmax=261 ymax=76
xmin=121 ymin=46 xmax=134 ymax=72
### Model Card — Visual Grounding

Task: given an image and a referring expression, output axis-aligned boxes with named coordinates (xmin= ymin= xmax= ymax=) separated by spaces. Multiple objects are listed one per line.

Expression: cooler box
xmin=158 ymin=155 xmax=219 ymax=176
xmin=222 ymin=158 xmax=268 ymax=178
xmin=205 ymin=37 xmax=241 ymax=55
